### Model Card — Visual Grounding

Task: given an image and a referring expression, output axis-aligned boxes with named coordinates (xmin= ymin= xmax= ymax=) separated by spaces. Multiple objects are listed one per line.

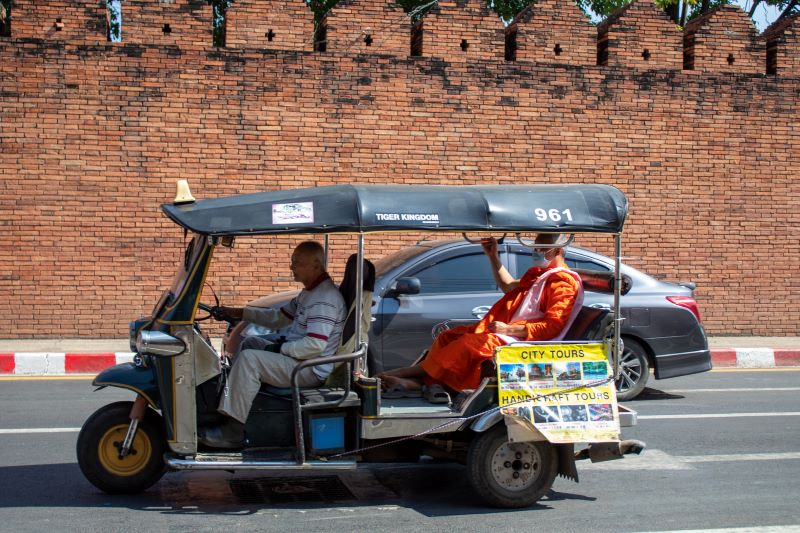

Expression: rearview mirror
xmin=391 ymin=277 xmax=421 ymax=297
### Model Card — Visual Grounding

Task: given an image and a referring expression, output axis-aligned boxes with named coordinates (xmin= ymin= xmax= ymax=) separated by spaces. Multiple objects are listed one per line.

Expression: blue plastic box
xmin=308 ymin=413 xmax=345 ymax=453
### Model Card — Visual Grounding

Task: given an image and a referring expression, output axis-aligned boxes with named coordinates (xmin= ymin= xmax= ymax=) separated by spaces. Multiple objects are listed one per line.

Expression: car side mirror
xmin=390 ymin=277 xmax=421 ymax=297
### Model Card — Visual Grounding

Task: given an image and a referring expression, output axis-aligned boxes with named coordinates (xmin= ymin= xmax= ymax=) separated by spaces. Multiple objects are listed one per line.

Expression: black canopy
xmin=162 ymin=184 xmax=627 ymax=236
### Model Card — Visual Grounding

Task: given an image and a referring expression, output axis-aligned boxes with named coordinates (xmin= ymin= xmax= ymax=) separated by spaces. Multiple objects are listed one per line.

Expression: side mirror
xmin=390 ymin=277 xmax=421 ymax=297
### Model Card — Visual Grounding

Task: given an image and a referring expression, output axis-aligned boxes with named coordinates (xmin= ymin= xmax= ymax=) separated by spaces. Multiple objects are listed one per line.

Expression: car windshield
xmin=373 ymin=244 xmax=429 ymax=276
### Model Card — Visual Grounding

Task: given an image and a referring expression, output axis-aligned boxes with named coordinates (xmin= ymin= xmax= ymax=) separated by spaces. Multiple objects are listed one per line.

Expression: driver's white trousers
xmin=218 ymin=347 xmax=323 ymax=423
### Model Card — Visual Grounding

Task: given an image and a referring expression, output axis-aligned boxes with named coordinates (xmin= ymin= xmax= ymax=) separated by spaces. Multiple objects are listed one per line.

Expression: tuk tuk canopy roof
xmin=162 ymin=184 xmax=628 ymax=236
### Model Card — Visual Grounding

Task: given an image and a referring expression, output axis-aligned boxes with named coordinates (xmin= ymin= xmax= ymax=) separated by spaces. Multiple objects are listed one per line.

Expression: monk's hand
xmin=481 ymin=237 xmax=498 ymax=257
xmin=488 ymin=321 xmax=509 ymax=334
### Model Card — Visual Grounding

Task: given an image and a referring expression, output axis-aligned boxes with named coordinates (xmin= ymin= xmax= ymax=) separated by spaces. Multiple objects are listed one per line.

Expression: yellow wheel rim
xmin=97 ymin=424 xmax=152 ymax=477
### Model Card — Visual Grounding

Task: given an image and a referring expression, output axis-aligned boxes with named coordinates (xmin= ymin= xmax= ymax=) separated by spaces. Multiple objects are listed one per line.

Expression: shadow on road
xmin=0 ymin=462 xmax=570 ymax=517
xmin=626 ymin=387 xmax=685 ymax=401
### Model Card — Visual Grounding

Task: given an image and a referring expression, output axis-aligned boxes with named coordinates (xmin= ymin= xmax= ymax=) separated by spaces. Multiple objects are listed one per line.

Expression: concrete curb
xmin=0 ymin=349 xmax=799 ymax=375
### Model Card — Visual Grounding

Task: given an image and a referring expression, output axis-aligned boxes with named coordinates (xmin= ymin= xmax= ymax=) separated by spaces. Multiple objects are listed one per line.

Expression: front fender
xmin=93 ymin=362 xmax=160 ymax=409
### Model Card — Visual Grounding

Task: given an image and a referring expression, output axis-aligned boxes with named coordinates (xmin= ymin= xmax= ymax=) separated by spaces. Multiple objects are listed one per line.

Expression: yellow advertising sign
xmin=496 ymin=342 xmax=620 ymax=443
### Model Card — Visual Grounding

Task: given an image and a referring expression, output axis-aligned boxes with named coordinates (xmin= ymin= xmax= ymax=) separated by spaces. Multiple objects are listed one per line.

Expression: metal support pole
xmin=613 ymin=234 xmax=622 ymax=379
xmin=354 ymin=233 xmax=365 ymax=376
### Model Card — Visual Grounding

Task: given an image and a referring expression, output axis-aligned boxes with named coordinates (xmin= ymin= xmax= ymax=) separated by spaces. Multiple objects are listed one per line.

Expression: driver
xmin=378 ymin=233 xmax=583 ymax=396
xmin=200 ymin=240 xmax=346 ymax=449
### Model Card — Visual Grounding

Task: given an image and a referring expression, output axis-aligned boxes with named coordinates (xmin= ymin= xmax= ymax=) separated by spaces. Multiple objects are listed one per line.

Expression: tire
xmin=467 ymin=425 xmax=558 ymax=508
xmin=615 ymin=338 xmax=650 ymax=401
xmin=77 ymin=401 xmax=167 ymax=494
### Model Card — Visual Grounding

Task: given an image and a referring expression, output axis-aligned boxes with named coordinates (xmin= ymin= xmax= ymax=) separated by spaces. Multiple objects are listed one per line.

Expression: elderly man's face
xmin=290 ymin=251 xmax=320 ymax=286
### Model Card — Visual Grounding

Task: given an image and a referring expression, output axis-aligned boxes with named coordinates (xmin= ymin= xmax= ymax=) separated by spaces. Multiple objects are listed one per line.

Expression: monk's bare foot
xmin=380 ymin=375 xmax=423 ymax=392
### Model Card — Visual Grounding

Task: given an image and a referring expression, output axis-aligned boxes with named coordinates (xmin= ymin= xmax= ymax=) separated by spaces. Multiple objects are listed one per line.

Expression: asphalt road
xmin=0 ymin=370 xmax=798 ymax=532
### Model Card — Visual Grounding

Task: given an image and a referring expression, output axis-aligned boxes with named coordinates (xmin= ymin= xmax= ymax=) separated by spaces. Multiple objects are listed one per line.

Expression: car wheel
xmin=466 ymin=424 xmax=557 ymax=508
xmin=77 ymin=401 xmax=166 ymax=494
xmin=615 ymin=338 xmax=650 ymax=401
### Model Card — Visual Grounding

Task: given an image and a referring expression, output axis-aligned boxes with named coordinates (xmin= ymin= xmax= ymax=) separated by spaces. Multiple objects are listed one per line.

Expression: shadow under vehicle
xmin=77 ymin=183 xmax=643 ymax=508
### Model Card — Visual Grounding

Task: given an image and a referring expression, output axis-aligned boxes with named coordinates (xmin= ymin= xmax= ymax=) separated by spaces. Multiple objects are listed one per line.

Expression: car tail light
xmin=667 ymin=296 xmax=702 ymax=322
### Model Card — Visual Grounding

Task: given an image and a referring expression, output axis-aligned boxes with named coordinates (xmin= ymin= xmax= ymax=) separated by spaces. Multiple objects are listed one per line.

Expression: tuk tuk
xmin=77 ymin=183 xmax=643 ymax=508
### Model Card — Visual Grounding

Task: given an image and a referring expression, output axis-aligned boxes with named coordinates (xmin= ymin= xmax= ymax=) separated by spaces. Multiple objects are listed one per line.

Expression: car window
xmin=410 ymin=253 xmax=497 ymax=294
xmin=513 ymin=251 xmax=612 ymax=274
xmin=565 ymin=256 xmax=611 ymax=272
xmin=374 ymin=245 xmax=429 ymax=277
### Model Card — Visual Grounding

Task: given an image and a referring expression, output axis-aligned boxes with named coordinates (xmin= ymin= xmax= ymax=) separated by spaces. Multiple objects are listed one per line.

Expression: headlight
xmin=136 ymin=331 xmax=186 ymax=357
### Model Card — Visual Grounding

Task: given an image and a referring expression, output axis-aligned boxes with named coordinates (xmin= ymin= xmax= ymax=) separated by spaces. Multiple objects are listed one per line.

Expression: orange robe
xmin=420 ymin=267 xmax=580 ymax=392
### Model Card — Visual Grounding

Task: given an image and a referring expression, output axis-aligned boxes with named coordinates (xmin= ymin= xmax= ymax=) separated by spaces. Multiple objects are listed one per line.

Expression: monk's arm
xmin=517 ymin=278 xmax=578 ymax=340
xmin=485 ymin=250 xmax=519 ymax=294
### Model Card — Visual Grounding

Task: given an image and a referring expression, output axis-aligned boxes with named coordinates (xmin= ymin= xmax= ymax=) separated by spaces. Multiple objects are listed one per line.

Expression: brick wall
xmin=10 ymin=0 xmax=107 ymax=42
xmin=684 ymin=5 xmax=763 ymax=73
xmin=598 ymin=0 xmax=683 ymax=69
xmin=0 ymin=0 xmax=799 ymax=338
xmin=323 ymin=0 xmax=410 ymax=56
xmin=510 ymin=0 xmax=596 ymax=65
xmin=123 ymin=0 xmax=212 ymax=47
xmin=423 ymin=0 xmax=505 ymax=60
xmin=226 ymin=0 xmax=314 ymax=51
xmin=762 ymin=12 xmax=799 ymax=76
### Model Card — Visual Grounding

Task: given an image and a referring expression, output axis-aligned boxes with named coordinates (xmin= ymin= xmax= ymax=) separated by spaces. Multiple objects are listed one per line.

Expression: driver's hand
xmin=212 ymin=306 xmax=242 ymax=321
xmin=481 ymin=237 xmax=498 ymax=257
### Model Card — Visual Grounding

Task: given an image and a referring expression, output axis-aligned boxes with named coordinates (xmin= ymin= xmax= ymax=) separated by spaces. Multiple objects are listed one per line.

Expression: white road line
xmin=668 ymin=387 xmax=800 ymax=393
xmin=680 ymin=452 xmax=800 ymax=463
xmin=581 ymin=449 xmax=800 ymax=471
xmin=0 ymin=428 xmax=81 ymax=434
xmin=634 ymin=526 xmax=800 ymax=533
xmin=639 ymin=412 xmax=800 ymax=420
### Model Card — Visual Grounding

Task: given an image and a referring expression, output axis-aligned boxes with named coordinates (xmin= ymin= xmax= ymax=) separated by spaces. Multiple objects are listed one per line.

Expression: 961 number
xmin=534 ymin=208 xmax=573 ymax=223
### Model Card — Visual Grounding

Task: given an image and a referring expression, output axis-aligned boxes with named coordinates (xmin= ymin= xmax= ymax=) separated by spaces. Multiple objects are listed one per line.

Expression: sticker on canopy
xmin=272 ymin=202 xmax=314 ymax=225
xmin=375 ymin=213 xmax=440 ymax=224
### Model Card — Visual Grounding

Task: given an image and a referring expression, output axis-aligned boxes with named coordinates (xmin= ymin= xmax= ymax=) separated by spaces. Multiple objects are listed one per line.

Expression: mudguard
xmin=93 ymin=362 xmax=160 ymax=409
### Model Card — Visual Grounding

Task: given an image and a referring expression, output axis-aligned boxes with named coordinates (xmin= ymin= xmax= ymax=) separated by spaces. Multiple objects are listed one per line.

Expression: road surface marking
xmin=639 ymin=412 xmax=800 ymax=420
xmin=711 ymin=368 xmax=800 ymax=373
xmin=0 ymin=427 xmax=81 ymax=434
xmin=667 ymin=387 xmax=800 ymax=393
xmin=636 ymin=526 xmax=800 ymax=533
xmin=581 ymin=449 xmax=800 ymax=471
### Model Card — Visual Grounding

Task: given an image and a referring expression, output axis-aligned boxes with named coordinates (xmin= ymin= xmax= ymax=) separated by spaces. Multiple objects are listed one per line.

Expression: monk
xmin=379 ymin=234 xmax=583 ymax=394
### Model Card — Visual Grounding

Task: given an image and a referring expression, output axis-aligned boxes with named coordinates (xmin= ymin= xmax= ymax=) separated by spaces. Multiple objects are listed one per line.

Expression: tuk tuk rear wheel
xmin=467 ymin=425 xmax=557 ymax=508
xmin=77 ymin=401 xmax=166 ymax=494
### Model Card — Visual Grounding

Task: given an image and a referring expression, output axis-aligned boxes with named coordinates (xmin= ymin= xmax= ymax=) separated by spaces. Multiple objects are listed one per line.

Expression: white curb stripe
xmin=14 ymin=353 xmax=66 ymax=375
xmin=736 ymin=347 xmax=777 ymax=368
xmin=115 ymin=352 xmax=135 ymax=364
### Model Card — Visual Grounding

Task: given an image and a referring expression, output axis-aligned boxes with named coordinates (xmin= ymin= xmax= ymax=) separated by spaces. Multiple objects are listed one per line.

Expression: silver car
xmin=368 ymin=239 xmax=711 ymax=400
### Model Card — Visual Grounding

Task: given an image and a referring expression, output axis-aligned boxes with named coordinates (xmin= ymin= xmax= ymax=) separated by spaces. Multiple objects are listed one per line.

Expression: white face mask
xmin=531 ymin=249 xmax=550 ymax=267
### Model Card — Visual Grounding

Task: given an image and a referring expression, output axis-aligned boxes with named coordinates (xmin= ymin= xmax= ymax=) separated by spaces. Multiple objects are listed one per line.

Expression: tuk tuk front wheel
xmin=467 ymin=425 xmax=557 ymax=508
xmin=77 ymin=401 xmax=166 ymax=494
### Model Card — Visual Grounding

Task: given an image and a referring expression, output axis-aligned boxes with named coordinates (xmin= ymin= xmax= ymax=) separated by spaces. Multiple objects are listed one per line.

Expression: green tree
xmin=1 ymin=0 xmax=11 ymax=37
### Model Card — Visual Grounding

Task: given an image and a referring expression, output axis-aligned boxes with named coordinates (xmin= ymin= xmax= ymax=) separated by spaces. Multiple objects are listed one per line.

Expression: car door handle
xmin=472 ymin=306 xmax=492 ymax=319
xmin=589 ymin=303 xmax=612 ymax=310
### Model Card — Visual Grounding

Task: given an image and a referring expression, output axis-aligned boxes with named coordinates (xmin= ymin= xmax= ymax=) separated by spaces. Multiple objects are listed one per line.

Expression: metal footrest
xmin=165 ymin=452 xmax=357 ymax=471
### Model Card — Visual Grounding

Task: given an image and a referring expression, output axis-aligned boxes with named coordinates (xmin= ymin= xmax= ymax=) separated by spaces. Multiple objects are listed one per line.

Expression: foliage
xmin=108 ymin=0 xmax=121 ymax=42
xmin=1 ymin=0 xmax=10 ymax=37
